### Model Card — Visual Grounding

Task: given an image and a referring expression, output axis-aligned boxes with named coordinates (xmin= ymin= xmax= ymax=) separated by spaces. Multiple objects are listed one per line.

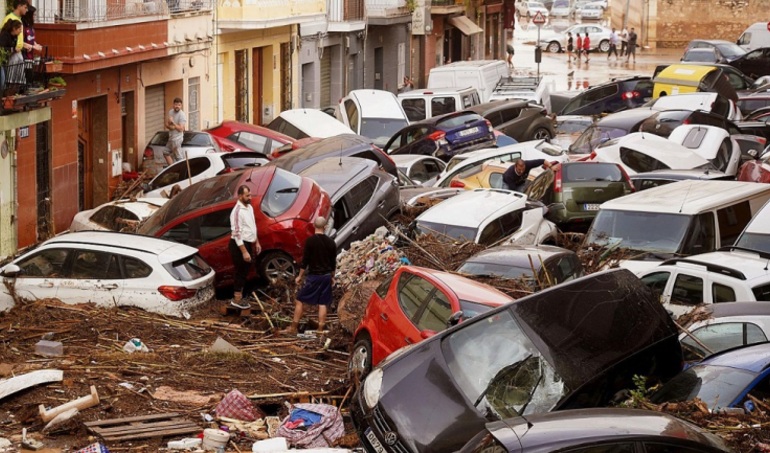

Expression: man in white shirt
xmin=620 ymin=28 xmax=628 ymax=56
xmin=229 ymin=185 xmax=261 ymax=308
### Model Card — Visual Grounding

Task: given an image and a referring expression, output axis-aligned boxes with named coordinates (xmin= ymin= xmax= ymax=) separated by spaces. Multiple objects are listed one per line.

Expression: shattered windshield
xmin=570 ymin=126 xmax=628 ymax=155
xmin=442 ymin=309 xmax=565 ymax=419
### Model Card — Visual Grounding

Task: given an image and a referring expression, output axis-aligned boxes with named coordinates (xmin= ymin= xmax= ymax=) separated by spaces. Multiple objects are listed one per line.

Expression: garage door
xmin=320 ymin=50 xmax=331 ymax=108
xmin=144 ymin=85 xmax=166 ymax=146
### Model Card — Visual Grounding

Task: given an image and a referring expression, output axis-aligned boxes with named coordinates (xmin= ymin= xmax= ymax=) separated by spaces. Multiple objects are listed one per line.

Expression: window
xmin=232 ymin=132 xmax=268 ymax=153
xmin=70 ymin=250 xmax=121 ymax=280
xmin=499 ymin=210 xmax=524 ymax=237
xmin=346 ymin=176 xmax=377 ymax=217
xmin=670 ymin=274 xmax=704 ymax=306
xmin=712 ymin=282 xmax=736 ymax=303
xmin=198 ymin=210 xmax=232 ymax=242
xmin=479 ymin=220 xmax=504 ymax=245
xmin=162 ymin=221 xmax=193 ymax=245
xmin=90 ymin=206 xmax=139 ymax=231
xmin=151 ymin=161 xmax=188 ymax=189
xmin=270 ymin=117 xmax=307 ymax=139
xmin=375 ymin=275 xmax=394 ymax=299
xmin=17 ymin=249 xmax=68 ymax=278
xmin=484 ymin=111 xmax=504 ymax=127
xmin=619 ymin=148 xmax=669 ymax=173
xmin=681 ymin=212 xmax=716 ymax=255
xmin=564 ymin=444 xmax=635 ymax=453
xmin=416 ymin=290 xmax=452 ymax=332
xmin=500 ymin=107 xmax=522 ymax=123
xmin=410 ymin=161 xmax=429 ymax=182
xmin=562 ymin=163 xmax=622 ymax=182
xmin=640 ymin=272 xmax=670 ymax=300
xmin=397 ymin=274 xmax=435 ymax=320
xmin=423 ymin=159 xmax=443 ymax=179
xmin=738 ymin=32 xmax=752 ymax=46
xmin=402 ymin=98 xmax=426 ymax=122
xmin=188 ymin=157 xmax=212 ymax=178
xmin=344 ymin=99 xmax=359 ymax=132
xmin=461 ymin=94 xmax=474 ymax=108
xmin=261 ymin=169 xmax=301 ymax=217
xmin=717 ymin=201 xmax=751 ymax=246
xmin=164 ymin=254 xmax=211 ymax=281
xmin=431 ymin=97 xmax=457 ymax=117
xmin=122 ymin=256 xmax=153 ymax=279
xmin=753 ymin=283 xmax=770 ymax=301
xmin=683 ymin=322 xmax=768 ymax=359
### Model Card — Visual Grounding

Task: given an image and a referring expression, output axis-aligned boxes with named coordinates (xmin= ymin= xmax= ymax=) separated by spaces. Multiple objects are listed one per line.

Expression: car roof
xmin=601 ymin=133 xmax=712 ymax=167
xmin=430 ymin=60 xmax=504 ymax=69
xmin=398 ymin=87 xmax=476 ymax=97
xmin=42 ymin=231 xmax=198 ymax=261
xmin=277 ymin=109 xmax=354 ymax=137
xmin=448 ymin=140 xmax=549 ymax=165
xmin=209 ymin=121 xmax=294 ymax=143
xmin=630 ymin=168 xmax=729 ymax=181
xmin=416 ymin=189 xmax=526 ymax=228
xmin=467 ymin=99 xmax=530 ymax=114
xmin=702 ymin=301 xmax=770 ymax=319
xmin=655 ymin=64 xmax=719 ymax=81
xmin=271 ymin=134 xmax=375 ymax=170
xmin=463 ymin=244 xmax=571 ymax=267
xmin=660 ymin=249 xmax=770 ymax=282
xmin=596 ymin=108 xmax=656 ymax=127
xmin=700 ymin=342 xmax=770 ymax=371
xmin=391 ymin=154 xmax=438 ymax=166
xmin=690 ymin=39 xmax=738 ymax=46
xmin=410 ymin=266 xmax=513 ymax=305
xmin=347 ymin=90 xmax=405 ymax=119
xmin=490 ymin=408 xmax=726 ymax=452
xmin=600 ymin=180 xmax=770 ymax=214
xmin=298 ymin=157 xmax=377 ymax=198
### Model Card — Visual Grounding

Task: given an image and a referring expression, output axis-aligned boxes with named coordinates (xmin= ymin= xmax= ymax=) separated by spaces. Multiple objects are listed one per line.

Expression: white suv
xmin=638 ymin=248 xmax=770 ymax=318
xmin=0 ymin=231 xmax=215 ymax=317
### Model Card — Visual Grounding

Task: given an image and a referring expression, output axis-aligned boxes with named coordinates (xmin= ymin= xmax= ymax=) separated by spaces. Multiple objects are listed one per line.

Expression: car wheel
xmin=530 ymin=127 xmax=553 ymax=141
xmin=349 ymin=334 xmax=373 ymax=380
xmin=598 ymin=39 xmax=610 ymax=52
xmin=259 ymin=251 xmax=296 ymax=284
xmin=547 ymin=41 xmax=561 ymax=53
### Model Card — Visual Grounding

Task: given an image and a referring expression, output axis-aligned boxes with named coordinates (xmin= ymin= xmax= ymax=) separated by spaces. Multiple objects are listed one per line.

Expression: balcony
xmin=217 ymin=0 xmax=326 ymax=30
xmin=35 ymin=0 xmax=211 ymax=25
xmin=1 ymin=56 xmax=66 ymax=115
xmin=327 ymin=0 xmax=365 ymax=31
xmin=366 ymin=0 xmax=410 ymax=23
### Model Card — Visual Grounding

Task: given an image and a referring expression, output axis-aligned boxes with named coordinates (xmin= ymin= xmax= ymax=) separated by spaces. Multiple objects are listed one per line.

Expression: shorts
xmin=567 ymin=44 xmax=574 ymax=52
xmin=296 ymin=274 xmax=333 ymax=306
xmin=166 ymin=135 xmax=183 ymax=160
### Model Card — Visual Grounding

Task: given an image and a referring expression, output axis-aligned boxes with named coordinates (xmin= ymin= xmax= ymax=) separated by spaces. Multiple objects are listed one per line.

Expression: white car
xmin=141 ymin=131 xmax=222 ymax=178
xmin=0 ymin=232 xmax=215 ymax=317
xmin=550 ymin=0 xmax=571 ymax=17
xmin=337 ymin=90 xmax=410 ymax=148
xmin=645 ymin=93 xmax=743 ymax=121
xmin=516 ymin=1 xmax=550 ymax=18
xmin=70 ymin=198 xmax=168 ymax=232
xmin=267 ymin=108 xmax=354 ymax=140
xmin=588 ymin=132 xmax=717 ymax=176
xmin=576 ymin=2 xmax=603 ymax=20
xmin=667 ymin=124 xmax=742 ymax=177
xmin=678 ymin=302 xmax=770 ymax=360
xmin=638 ymin=249 xmax=770 ymax=318
xmin=539 ymin=24 xmax=612 ymax=53
xmin=391 ymin=155 xmax=446 ymax=186
xmin=434 ymin=140 xmax=569 ymax=188
xmin=142 ymin=152 xmax=268 ymax=198
xmin=413 ymin=188 xmax=558 ymax=246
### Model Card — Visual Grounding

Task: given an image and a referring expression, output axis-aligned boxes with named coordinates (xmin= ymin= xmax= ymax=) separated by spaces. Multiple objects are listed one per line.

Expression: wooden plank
xmin=100 ymin=426 xmax=200 ymax=441
xmin=0 ymin=369 xmax=62 ymax=401
xmin=84 ymin=412 xmax=181 ymax=427
xmin=91 ymin=419 xmax=195 ymax=435
xmin=92 ymin=422 xmax=199 ymax=439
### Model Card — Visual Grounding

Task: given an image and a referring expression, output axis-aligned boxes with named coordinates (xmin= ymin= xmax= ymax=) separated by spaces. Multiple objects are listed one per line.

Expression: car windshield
xmin=360 ymin=118 xmax=409 ymax=144
xmin=459 ymin=300 xmax=498 ymax=319
xmin=261 ymin=168 xmax=302 ymax=217
xmin=570 ymin=126 xmax=628 ymax=154
xmin=458 ymin=261 xmax=534 ymax=280
xmin=650 ymin=365 xmax=757 ymax=409
xmin=585 ymin=209 xmax=691 ymax=254
xmin=734 ymin=233 xmax=770 ymax=254
xmin=442 ymin=308 xmax=566 ymax=419
xmin=553 ymin=0 xmax=568 ymax=6
xmin=563 ymin=163 xmax=623 ymax=182
xmin=415 ymin=220 xmax=478 ymax=242
xmin=715 ymin=43 xmax=746 ymax=58
xmin=685 ymin=50 xmax=717 ymax=62
xmin=556 ymin=119 xmax=594 ymax=134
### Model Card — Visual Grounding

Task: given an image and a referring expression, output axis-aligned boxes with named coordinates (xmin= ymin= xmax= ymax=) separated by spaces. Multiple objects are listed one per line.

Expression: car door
xmin=10 ymin=248 xmax=70 ymax=302
xmin=735 ymin=48 xmax=769 ymax=79
xmin=67 ymin=249 xmax=123 ymax=306
xmin=421 ymin=158 xmax=446 ymax=185
xmin=336 ymin=176 xmax=378 ymax=249
xmin=116 ymin=254 xmax=156 ymax=309
xmin=378 ymin=271 xmax=437 ymax=356
xmin=639 ymin=271 xmax=672 ymax=304
xmin=498 ymin=106 xmax=523 ymax=138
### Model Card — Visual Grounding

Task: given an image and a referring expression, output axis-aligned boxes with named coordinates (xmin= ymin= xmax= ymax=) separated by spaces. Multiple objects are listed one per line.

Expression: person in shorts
xmin=164 ymin=97 xmax=186 ymax=165
xmin=566 ymin=32 xmax=574 ymax=62
xmin=506 ymin=42 xmax=515 ymax=69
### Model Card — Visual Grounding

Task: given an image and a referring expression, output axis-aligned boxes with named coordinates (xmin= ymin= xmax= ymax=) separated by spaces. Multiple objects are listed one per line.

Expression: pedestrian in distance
xmin=228 ymin=185 xmax=262 ymax=310
xmin=575 ymin=33 xmax=583 ymax=62
xmin=608 ymin=27 xmax=619 ymax=60
xmin=164 ymin=97 xmax=186 ymax=165
xmin=280 ymin=216 xmax=337 ymax=335
xmin=620 ymin=27 xmax=628 ymax=56
xmin=626 ymin=27 xmax=638 ymax=63
xmin=503 ymin=158 xmax=553 ymax=193
xmin=506 ymin=42 xmax=515 ymax=69
xmin=566 ymin=32 xmax=574 ymax=63
xmin=582 ymin=32 xmax=591 ymax=62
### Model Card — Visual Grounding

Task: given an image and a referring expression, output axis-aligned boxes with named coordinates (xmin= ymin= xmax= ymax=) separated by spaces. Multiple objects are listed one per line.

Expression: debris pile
xmin=335 ymin=227 xmax=405 ymax=292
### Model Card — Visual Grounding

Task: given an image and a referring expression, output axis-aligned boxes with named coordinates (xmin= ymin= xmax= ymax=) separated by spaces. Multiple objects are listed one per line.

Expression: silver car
xmin=539 ymin=24 xmax=612 ymax=53
xmin=576 ymin=2 xmax=603 ymax=20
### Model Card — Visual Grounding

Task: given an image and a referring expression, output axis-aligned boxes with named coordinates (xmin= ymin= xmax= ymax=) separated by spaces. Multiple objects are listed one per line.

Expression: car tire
xmin=259 ymin=251 xmax=296 ymax=284
xmin=598 ymin=39 xmax=610 ymax=52
xmin=349 ymin=334 xmax=373 ymax=381
xmin=528 ymin=126 xmax=554 ymax=141
xmin=547 ymin=41 xmax=561 ymax=53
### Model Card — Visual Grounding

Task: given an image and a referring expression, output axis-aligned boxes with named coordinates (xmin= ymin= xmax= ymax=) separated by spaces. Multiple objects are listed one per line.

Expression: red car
xmin=137 ymin=167 xmax=331 ymax=287
xmin=349 ymin=266 xmax=513 ymax=377
xmin=738 ymin=146 xmax=770 ymax=183
xmin=206 ymin=121 xmax=296 ymax=157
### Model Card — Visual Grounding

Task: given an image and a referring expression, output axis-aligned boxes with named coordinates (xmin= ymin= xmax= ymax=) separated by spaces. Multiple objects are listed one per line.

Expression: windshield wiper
xmin=474 ymin=354 xmax=532 ymax=408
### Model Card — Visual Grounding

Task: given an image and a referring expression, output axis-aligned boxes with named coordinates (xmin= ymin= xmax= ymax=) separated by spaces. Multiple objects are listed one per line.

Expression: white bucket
xmin=202 ymin=428 xmax=230 ymax=451
xmin=251 ymin=437 xmax=288 ymax=452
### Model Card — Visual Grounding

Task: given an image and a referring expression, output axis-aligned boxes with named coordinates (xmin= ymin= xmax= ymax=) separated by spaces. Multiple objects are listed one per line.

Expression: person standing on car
xmin=164 ymin=97 xmax=186 ymax=165
xmin=566 ymin=32 xmax=574 ymax=63
xmin=582 ymin=32 xmax=591 ymax=62
xmin=575 ymin=33 xmax=583 ymax=63
xmin=280 ymin=216 xmax=337 ymax=335
xmin=503 ymin=158 xmax=552 ymax=193
xmin=626 ymin=28 xmax=638 ymax=63
xmin=229 ymin=185 xmax=261 ymax=309
xmin=608 ymin=28 xmax=619 ymax=60
xmin=506 ymin=42 xmax=515 ymax=69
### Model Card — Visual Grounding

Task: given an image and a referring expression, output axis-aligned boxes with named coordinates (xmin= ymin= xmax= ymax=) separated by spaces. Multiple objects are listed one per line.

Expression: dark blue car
xmin=651 ymin=342 xmax=770 ymax=412
xmin=382 ymin=111 xmax=496 ymax=161
xmin=560 ymin=76 xmax=654 ymax=116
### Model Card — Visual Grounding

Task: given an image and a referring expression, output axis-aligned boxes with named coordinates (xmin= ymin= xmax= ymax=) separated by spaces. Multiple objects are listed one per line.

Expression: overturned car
xmin=351 ymin=268 xmax=683 ymax=453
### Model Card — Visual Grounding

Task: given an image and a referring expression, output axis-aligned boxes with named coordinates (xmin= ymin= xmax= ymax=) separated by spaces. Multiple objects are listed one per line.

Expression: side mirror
xmin=420 ymin=329 xmax=437 ymax=339
xmin=447 ymin=311 xmax=464 ymax=327
xmin=1 ymin=264 xmax=21 ymax=278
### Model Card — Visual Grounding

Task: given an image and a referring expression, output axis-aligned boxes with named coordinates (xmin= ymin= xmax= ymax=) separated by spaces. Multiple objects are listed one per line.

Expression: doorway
xmin=235 ymin=49 xmax=249 ymax=123
xmin=78 ymin=101 xmax=93 ymax=211
xmin=252 ymin=47 xmax=263 ymax=125
xmin=36 ymin=121 xmax=52 ymax=241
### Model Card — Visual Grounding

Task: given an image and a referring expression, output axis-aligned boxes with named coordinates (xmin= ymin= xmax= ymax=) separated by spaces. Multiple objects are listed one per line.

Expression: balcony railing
xmin=217 ymin=0 xmax=325 ymax=24
xmin=328 ymin=0 xmax=364 ymax=21
xmin=366 ymin=0 xmax=408 ymax=17
xmin=431 ymin=0 xmax=461 ymax=5
xmin=1 ymin=53 xmax=66 ymax=113
xmin=36 ymin=0 xmax=212 ymax=23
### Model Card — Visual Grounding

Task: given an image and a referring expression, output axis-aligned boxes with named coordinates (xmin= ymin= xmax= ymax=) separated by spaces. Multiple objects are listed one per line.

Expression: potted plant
xmin=44 ymin=60 xmax=62 ymax=73
xmin=48 ymin=76 xmax=66 ymax=88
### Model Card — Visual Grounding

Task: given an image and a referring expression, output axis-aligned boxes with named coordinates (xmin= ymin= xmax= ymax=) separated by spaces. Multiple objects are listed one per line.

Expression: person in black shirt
xmin=502 ymin=158 xmax=552 ymax=192
xmin=280 ymin=216 xmax=337 ymax=334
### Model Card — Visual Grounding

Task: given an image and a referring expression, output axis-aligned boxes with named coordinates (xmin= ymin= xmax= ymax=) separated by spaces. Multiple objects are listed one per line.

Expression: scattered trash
xmin=35 ymin=339 xmax=63 ymax=357
xmin=335 ymin=231 xmax=404 ymax=291
xmin=39 ymin=385 xmax=100 ymax=422
xmin=276 ymin=403 xmax=344 ymax=449
xmin=209 ymin=337 xmax=242 ymax=354
xmin=167 ymin=437 xmax=202 ymax=450
xmin=122 ymin=338 xmax=149 ymax=353
xmin=0 ymin=369 xmax=63 ymax=401
xmin=215 ymin=389 xmax=265 ymax=421
xmin=218 ymin=416 xmax=269 ymax=440
xmin=74 ymin=442 xmax=110 ymax=453
xmin=0 ymin=438 xmax=10 ymax=450
xmin=252 ymin=437 xmax=288 ymax=452
xmin=43 ymin=407 xmax=79 ymax=432
xmin=85 ymin=413 xmax=199 ymax=441
xmin=201 ymin=428 xmax=230 ymax=451
xmin=152 ymin=385 xmax=218 ymax=406
xmin=21 ymin=428 xmax=44 ymax=450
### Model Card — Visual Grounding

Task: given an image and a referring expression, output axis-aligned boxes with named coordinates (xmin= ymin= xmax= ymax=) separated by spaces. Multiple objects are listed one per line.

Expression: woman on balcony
xmin=0 ymin=19 xmax=25 ymax=89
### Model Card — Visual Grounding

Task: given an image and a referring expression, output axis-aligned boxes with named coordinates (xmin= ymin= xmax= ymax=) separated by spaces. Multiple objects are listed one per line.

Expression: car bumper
xmin=351 ymin=391 xmax=413 ymax=453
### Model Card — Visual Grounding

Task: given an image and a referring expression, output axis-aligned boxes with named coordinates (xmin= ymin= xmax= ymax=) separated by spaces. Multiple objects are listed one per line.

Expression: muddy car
xmin=351 ymin=268 xmax=683 ymax=453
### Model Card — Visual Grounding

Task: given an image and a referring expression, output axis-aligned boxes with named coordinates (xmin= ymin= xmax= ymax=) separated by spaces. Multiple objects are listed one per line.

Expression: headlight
xmin=363 ymin=368 xmax=384 ymax=409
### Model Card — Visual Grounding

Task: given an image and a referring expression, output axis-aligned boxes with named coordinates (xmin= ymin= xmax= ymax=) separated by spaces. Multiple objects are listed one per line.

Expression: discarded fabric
xmin=74 ymin=443 xmax=110 ymax=453
xmin=276 ymin=403 xmax=344 ymax=448
xmin=215 ymin=389 xmax=263 ymax=421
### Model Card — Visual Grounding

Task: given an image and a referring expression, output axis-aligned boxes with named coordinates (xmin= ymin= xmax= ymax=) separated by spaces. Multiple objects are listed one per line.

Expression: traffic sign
xmin=532 ymin=11 xmax=546 ymax=25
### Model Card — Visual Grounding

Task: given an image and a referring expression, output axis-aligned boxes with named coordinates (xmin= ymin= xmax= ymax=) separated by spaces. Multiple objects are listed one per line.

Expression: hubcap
xmin=349 ymin=344 xmax=369 ymax=375
xmin=534 ymin=129 xmax=551 ymax=140
xmin=264 ymin=256 xmax=295 ymax=282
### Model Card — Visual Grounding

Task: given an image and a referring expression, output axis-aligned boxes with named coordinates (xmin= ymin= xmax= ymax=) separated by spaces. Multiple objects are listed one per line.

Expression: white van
xmin=737 ymin=22 xmax=770 ymax=52
xmin=584 ymin=180 xmax=770 ymax=273
xmin=337 ymin=90 xmax=410 ymax=148
xmin=427 ymin=60 xmax=509 ymax=103
xmin=734 ymin=197 xmax=770 ymax=253
xmin=397 ymin=87 xmax=482 ymax=122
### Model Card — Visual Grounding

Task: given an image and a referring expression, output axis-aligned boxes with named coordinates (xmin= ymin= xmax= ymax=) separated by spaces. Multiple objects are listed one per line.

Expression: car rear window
xmin=164 ymin=253 xmax=212 ymax=281
xmin=261 ymin=168 xmax=302 ymax=217
xmin=415 ymin=220 xmax=478 ymax=243
xmin=619 ymin=148 xmax=669 ymax=173
xmin=563 ymin=163 xmax=623 ymax=182
xmin=752 ymin=283 xmax=770 ymax=301
xmin=183 ymin=133 xmax=212 ymax=147
xmin=436 ymin=113 xmax=483 ymax=129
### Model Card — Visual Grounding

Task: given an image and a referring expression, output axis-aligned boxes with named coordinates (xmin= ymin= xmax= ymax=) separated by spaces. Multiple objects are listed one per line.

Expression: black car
xmin=382 ymin=111 xmax=496 ymax=161
xmin=459 ymin=408 xmax=730 ymax=453
xmin=268 ymin=134 xmax=398 ymax=179
xmin=559 ymin=76 xmax=654 ymax=116
xmin=638 ymin=108 xmax=770 ymax=144
xmin=729 ymin=47 xmax=770 ymax=79
xmin=684 ymin=39 xmax=747 ymax=63
xmin=351 ymin=268 xmax=683 ymax=453
xmin=466 ymin=100 xmax=555 ymax=142
xmin=568 ymin=108 xmax=658 ymax=155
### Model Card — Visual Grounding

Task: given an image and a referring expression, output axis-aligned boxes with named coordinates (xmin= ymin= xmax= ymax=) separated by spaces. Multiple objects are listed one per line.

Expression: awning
xmin=449 ymin=15 xmax=483 ymax=35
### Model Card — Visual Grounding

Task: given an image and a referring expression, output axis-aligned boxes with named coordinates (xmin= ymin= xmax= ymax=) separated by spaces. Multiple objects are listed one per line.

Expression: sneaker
xmin=230 ymin=300 xmax=251 ymax=310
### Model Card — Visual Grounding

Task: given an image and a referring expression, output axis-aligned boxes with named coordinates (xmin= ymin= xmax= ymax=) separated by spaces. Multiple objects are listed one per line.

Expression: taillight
xmin=757 ymin=137 xmax=767 ymax=145
xmin=553 ymin=166 xmax=562 ymax=193
xmin=450 ymin=179 xmax=465 ymax=188
xmin=618 ymin=166 xmax=635 ymax=192
xmin=143 ymin=147 xmax=154 ymax=159
xmin=485 ymin=119 xmax=493 ymax=130
xmin=622 ymin=91 xmax=640 ymax=100
xmin=428 ymin=130 xmax=447 ymax=142
xmin=589 ymin=151 xmax=597 ymax=160
xmin=683 ymin=119 xmax=691 ymax=125
xmin=157 ymin=286 xmax=198 ymax=301
xmin=217 ymin=167 xmax=236 ymax=175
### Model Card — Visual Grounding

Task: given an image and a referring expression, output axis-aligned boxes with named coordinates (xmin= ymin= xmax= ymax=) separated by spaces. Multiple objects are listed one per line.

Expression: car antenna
xmin=679 ymin=181 xmax=693 ymax=213
xmin=764 ymin=257 xmax=769 ymax=271
xmin=246 ymin=167 xmax=255 ymax=182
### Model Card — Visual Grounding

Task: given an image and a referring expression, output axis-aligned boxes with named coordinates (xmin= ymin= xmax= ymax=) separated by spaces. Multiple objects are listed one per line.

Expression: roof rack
xmin=660 ymin=257 xmax=747 ymax=280
xmin=718 ymin=245 xmax=770 ymax=260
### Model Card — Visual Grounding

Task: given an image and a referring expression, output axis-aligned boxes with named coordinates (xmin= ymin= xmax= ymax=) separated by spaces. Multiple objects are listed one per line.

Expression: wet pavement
xmin=510 ymin=17 xmax=684 ymax=92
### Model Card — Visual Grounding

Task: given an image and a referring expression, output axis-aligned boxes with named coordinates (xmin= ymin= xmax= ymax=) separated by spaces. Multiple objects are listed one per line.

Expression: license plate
xmin=457 ymin=127 xmax=480 ymax=137
xmin=584 ymin=203 xmax=601 ymax=211
xmin=365 ymin=428 xmax=387 ymax=453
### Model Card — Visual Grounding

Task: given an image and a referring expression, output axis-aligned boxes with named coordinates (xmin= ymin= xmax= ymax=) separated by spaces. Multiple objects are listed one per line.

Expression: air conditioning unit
xmin=345 ymin=36 xmax=350 ymax=49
